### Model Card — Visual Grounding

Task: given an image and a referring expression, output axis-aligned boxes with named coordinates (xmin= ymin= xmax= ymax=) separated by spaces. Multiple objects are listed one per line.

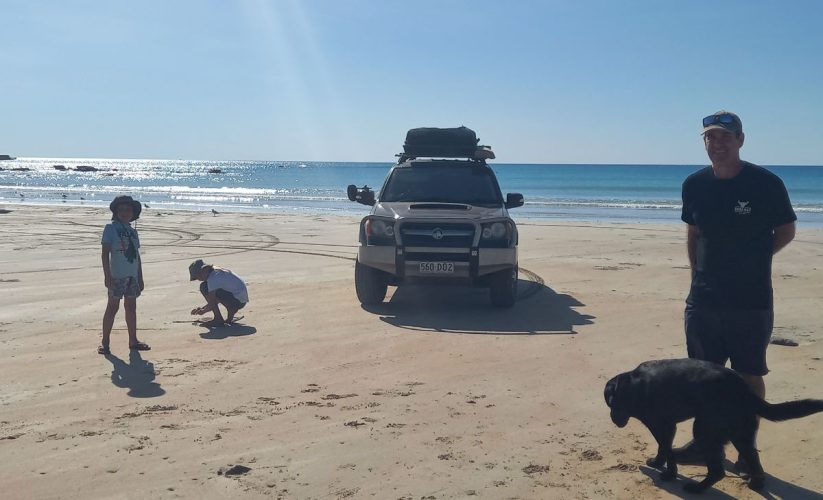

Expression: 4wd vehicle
xmin=347 ymin=126 xmax=524 ymax=307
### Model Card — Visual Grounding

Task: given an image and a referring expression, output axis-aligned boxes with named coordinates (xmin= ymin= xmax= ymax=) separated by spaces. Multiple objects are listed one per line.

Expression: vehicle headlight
xmin=365 ymin=218 xmax=395 ymax=241
xmin=481 ymin=221 xmax=509 ymax=239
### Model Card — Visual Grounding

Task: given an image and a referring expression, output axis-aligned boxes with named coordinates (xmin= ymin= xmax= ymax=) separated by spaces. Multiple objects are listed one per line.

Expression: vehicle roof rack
xmin=396 ymin=145 xmax=495 ymax=164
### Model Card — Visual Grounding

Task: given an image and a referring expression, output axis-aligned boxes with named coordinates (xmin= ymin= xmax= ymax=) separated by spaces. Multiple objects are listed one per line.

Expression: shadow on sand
xmin=364 ymin=279 xmax=594 ymax=335
xmin=105 ymin=350 xmax=165 ymax=398
xmin=199 ymin=322 xmax=257 ymax=340
xmin=639 ymin=464 xmax=823 ymax=499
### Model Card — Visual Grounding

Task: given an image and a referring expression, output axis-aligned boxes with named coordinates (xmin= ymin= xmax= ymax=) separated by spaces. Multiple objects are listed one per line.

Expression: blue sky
xmin=2 ymin=0 xmax=821 ymax=164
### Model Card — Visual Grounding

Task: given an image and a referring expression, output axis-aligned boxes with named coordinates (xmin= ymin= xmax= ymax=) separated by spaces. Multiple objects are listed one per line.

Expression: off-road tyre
xmin=489 ymin=266 xmax=518 ymax=308
xmin=355 ymin=260 xmax=388 ymax=305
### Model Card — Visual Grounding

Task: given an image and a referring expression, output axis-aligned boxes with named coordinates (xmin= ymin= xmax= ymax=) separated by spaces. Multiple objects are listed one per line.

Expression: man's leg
xmin=731 ymin=372 xmax=765 ymax=477
xmin=674 ymin=306 xmax=729 ymax=463
xmin=727 ymin=309 xmax=772 ymax=476
xmin=740 ymin=373 xmax=765 ymax=399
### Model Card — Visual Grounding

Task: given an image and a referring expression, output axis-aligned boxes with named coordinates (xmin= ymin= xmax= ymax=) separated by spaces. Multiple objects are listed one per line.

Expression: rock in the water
xmin=74 ymin=165 xmax=98 ymax=172
xmin=53 ymin=165 xmax=67 ymax=170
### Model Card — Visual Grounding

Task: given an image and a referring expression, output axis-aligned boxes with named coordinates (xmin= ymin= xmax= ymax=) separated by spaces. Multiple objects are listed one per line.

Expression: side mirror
xmin=347 ymin=184 xmax=376 ymax=206
xmin=505 ymin=193 xmax=524 ymax=209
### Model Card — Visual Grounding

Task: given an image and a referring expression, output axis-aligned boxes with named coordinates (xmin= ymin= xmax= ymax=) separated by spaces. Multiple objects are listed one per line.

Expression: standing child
xmin=99 ymin=195 xmax=149 ymax=354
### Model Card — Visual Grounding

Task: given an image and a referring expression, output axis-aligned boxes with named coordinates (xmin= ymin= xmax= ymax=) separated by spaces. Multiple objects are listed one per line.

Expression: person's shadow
xmin=198 ymin=321 xmax=257 ymax=340
xmin=105 ymin=350 xmax=165 ymax=398
xmin=640 ymin=463 xmax=823 ymax=499
xmin=364 ymin=278 xmax=594 ymax=335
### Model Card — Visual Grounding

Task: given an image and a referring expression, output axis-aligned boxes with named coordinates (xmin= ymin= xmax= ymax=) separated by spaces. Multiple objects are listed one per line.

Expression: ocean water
xmin=2 ymin=158 xmax=822 ymax=225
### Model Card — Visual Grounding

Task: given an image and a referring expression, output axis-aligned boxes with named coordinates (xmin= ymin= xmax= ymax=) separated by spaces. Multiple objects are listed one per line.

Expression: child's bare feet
xmin=97 ymin=345 xmax=110 ymax=355
xmin=129 ymin=342 xmax=151 ymax=351
xmin=201 ymin=319 xmax=226 ymax=328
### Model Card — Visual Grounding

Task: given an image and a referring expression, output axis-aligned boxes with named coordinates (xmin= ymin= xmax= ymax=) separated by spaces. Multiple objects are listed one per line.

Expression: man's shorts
xmin=200 ymin=281 xmax=245 ymax=311
xmin=108 ymin=276 xmax=141 ymax=299
xmin=684 ymin=306 xmax=773 ymax=376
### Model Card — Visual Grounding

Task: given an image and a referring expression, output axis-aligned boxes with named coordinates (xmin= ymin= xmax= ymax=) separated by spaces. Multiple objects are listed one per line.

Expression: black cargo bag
xmin=403 ymin=126 xmax=478 ymax=157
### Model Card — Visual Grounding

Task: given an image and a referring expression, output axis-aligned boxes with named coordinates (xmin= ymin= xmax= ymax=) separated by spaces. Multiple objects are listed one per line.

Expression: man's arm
xmin=773 ymin=222 xmax=795 ymax=254
xmin=102 ymin=243 xmax=112 ymax=288
xmin=686 ymin=224 xmax=699 ymax=273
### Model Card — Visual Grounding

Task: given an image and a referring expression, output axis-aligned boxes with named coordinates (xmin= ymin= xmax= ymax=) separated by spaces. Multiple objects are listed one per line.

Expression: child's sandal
xmin=129 ymin=342 xmax=151 ymax=351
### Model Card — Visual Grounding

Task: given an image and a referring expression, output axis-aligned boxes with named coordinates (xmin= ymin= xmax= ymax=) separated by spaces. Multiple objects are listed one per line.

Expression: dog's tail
xmin=755 ymin=397 xmax=823 ymax=422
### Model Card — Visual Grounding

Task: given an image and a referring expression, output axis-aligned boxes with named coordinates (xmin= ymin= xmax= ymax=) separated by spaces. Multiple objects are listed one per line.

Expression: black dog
xmin=604 ymin=358 xmax=823 ymax=493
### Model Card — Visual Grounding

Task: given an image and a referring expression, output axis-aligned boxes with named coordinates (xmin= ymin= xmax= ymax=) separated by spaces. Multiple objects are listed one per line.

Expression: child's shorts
xmin=109 ymin=276 xmax=141 ymax=299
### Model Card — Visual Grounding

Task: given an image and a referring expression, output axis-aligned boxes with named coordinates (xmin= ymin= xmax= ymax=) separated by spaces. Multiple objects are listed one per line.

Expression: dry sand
xmin=0 ymin=204 xmax=821 ymax=499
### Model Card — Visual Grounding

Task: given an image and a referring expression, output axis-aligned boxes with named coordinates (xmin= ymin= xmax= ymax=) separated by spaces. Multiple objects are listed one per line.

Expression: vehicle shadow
xmin=105 ymin=350 xmax=165 ymax=398
xmin=639 ymin=464 xmax=823 ymax=499
xmin=199 ymin=323 xmax=257 ymax=340
xmin=365 ymin=279 xmax=594 ymax=335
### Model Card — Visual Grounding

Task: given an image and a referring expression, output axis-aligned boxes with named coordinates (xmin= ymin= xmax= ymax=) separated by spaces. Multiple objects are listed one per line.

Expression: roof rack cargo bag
xmin=403 ymin=126 xmax=479 ymax=157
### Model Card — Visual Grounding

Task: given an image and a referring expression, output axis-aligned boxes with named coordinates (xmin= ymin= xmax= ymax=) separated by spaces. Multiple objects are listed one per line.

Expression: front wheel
xmin=355 ymin=260 xmax=388 ymax=305
xmin=489 ymin=266 xmax=518 ymax=308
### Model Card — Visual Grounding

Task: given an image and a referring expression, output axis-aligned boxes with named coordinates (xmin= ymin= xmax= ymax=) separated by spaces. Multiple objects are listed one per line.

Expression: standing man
xmin=675 ymin=111 xmax=797 ymax=465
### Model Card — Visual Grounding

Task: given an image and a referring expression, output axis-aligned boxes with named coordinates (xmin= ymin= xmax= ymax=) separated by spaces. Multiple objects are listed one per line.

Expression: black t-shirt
xmin=681 ymin=162 xmax=796 ymax=309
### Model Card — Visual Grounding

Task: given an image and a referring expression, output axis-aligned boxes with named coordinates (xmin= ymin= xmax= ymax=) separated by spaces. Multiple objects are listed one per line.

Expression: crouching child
xmin=189 ymin=259 xmax=249 ymax=327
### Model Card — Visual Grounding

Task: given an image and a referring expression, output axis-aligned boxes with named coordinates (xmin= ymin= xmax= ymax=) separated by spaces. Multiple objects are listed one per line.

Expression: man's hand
xmin=139 ymin=279 xmax=145 ymax=292
xmin=773 ymin=222 xmax=796 ymax=255
xmin=104 ymin=275 xmax=112 ymax=289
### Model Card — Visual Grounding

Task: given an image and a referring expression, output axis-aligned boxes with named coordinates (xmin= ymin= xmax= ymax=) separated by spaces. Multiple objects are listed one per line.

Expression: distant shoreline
xmin=3 ymin=158 xmax=823 ymax=226
xmin=5 ymin=156 xmax=823 ymax=168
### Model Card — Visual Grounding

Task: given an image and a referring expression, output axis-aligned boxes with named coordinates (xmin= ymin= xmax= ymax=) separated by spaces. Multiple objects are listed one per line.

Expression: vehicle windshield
xmin=380 ymin=163 xmax=503 ymax=206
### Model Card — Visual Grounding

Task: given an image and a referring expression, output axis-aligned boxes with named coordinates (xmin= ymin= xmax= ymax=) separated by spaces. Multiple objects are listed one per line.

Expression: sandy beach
xmin=1 ymin=204 xmax=821 ymax=499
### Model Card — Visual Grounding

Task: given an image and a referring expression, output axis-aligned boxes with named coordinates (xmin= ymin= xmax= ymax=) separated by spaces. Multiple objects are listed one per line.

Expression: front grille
xmin=399 ymin=222 xmax=475 ymax=248
xmin=405 ymin=252 xmax=470 ymax=262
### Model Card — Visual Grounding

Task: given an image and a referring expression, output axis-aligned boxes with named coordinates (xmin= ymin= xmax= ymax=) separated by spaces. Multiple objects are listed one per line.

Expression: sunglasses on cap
xmin=702 ymin=113 xmax=738 ymax=128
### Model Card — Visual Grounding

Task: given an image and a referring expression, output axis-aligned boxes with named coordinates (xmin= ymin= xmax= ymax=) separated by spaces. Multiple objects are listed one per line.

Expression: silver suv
xmin=347 ymin=132 xmax=523 ymax=307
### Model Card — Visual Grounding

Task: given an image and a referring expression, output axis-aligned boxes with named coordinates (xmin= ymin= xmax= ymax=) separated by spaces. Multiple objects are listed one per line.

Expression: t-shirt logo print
xmin=734 ymin=200 xmax=752 ymax=215
xmin=117 ymin=225 xmax=138 ymax=263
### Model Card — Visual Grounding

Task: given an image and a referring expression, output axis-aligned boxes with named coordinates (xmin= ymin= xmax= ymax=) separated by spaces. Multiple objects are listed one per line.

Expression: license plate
xmin=419 ymin=262 xmax=454 ymax=274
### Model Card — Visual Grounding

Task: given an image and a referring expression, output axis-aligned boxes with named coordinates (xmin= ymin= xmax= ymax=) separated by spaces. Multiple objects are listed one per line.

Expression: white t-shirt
xmin=206 ymin=268 xmax=249 ymax=304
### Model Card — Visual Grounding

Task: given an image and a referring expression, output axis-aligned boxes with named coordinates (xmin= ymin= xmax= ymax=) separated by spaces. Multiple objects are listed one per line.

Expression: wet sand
xmin=1 ymin=204 xmax=821 ymax=499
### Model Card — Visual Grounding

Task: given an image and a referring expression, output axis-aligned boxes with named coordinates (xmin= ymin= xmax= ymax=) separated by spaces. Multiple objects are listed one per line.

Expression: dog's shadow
xmin=640 ymin=464 xmax=823 ymax=499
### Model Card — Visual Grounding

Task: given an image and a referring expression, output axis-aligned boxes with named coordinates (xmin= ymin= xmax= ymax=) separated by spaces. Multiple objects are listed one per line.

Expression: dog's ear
xmin=604 ymin=376 xmax=619 ymax=407
xmin=605 ymin=372 xmax=634 ymax=407
xmin=606 ymin=373 xmax=633 ymax=427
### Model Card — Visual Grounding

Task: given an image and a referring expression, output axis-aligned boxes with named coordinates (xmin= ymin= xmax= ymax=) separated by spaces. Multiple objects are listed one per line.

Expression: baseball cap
xmin=702 ymin=110 xmax=743 ymax=135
